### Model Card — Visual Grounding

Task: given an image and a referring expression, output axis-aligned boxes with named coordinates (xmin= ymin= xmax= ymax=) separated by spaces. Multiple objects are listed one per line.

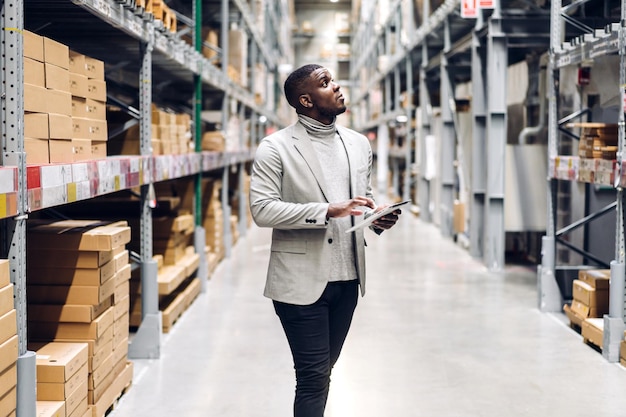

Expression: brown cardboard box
xmin=89 ymin=336 xmax=113 ymax=373
xmin=26 ymin=248 xmax=114 ymax=269
xmin=0 ymin=260 xmax=8 ymax=288
xmin=578 ymin=269 xmax=610 ymax=289
xmin=25 ymin=57 xmax=46 ymax=87
xmin=72 ymin=139 xmax=92 ymax=162
xmin=114 ymin=296 xmax=129 ymax=321
xmin=47 ymin=89 xmax=72 ymax=116
xmin=43 ymin=37 xmax=69 ymax=70
xmin=69 ymin=51 xmax=86 ymax=76
xmin=37 ymin=363 xmax=87 ymax=401
xmin=24 ymin=113 xmax=49 ymax=139
xmin=25 ymin=137 xmax=50 ymax=164
xmin=70 ymin=74 xmax=88 ymax=99
xmin=72 ymin=117 xmax=107 ymax=141
xmin=84 ymin=57 xmax=104 ymax=80
xmin=55 ymin=326 xmax=112 ymax=360
xmin=64 ymin=380 xmax=87 ymax=417
xmin=570 ymin=299 xmax=603 ymax=318
xmin=30 ymin=307 xmax=114 ymax=340
xmin=573 ymin=280 xmax=609 ymax=311
xmin=49 ymin=113 xmax=73 ymax=140
xmin=49 ymin=139 xmax=74 ymax=164
xmin=27 ymin=278 xmax=116 ymax=307
xmin=90 ymin=361 xmax=132 ymax=417
xmin=0 ymin=386 xmax=16 ymax=417
xmin=91 ymin=141 xmax=107 ymax=159
xmin=36 ymin=400 xmax=66 ymax=417
xmin=85 ymin=79 xmax=106 ymax=102
xmin=0 ymin=336 xmax=18 ymax=373
xmin=0 ymin=365 xmax=16 ymax=401
xmin=34 ymin=343 xmax=88 ymax=383
xmin=28 ymin=257 xmax=116 ymax=286
xmin=0 ymin=285 xmax=14 ymax=317
xmin=453 ymin=200 xmax=465 ymax=233
xmin=0 ymin=310 xmax=17 ymax=345
xmin=582 ymin=318 xmax=604 ymax=348
xmin=67 ymin=396 xmax=87 ymax=417
xmin=28 ymin=221 xmax=131 ymax=252
xmin=45 ymin=63 xmax=70 ymax=92
xmin=24 ymin=30 xmax=44 ymax=61
xmin=113 ymin=250 xmax=129 ymax=273
xmin=72 ymin=98 xmax=105 ymax=120
xmin=28 ymin=298 xmax=112 ymax=323
xmin=25 ymin=84 xmax=49 ymax=113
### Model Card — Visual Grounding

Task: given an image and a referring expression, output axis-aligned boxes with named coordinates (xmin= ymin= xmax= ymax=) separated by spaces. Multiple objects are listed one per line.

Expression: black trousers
xmin=273 ymin=280 xmax=359 ymax=417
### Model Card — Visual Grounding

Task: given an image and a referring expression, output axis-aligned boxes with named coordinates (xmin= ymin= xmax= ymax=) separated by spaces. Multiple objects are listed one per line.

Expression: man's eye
xmin=322 ymin=81 xmax=328 ymax=87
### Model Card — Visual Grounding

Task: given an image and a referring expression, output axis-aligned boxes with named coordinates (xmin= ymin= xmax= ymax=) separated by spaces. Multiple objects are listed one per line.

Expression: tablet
xmin=345 ymin=200 xmax=411 ymax=233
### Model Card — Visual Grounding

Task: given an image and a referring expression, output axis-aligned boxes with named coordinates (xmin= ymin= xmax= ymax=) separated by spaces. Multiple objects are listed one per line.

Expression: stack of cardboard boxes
xmin=33 ymin=342 xmax=89 ymax=417
xmin=152 ymin=106 xmax=193 ymax=155
xmin=563 ymin=269 xmax=610 ymax=349
xmin=202 ymin=178 xmax=225 ymax=264
xmin=0 ymin=260 xmax=17 ymax=417
xmin=25 ymin=220 xmax=133 ymax=416
xmin=23 ymin=31 xmax=108 ymax=164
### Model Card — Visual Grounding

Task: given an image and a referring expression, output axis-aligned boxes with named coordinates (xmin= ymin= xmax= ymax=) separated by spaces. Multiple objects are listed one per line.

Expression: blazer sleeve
xmin=249 ymin=139 xmax=329 ymax=229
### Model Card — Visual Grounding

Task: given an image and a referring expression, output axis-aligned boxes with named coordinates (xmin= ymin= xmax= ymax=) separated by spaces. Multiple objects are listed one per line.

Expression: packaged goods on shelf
xmin=200 ymin=28 xmax=219 ymax=60
xmin=25 ymin=220 xmax=131 ymax=408
xmin=31 ymin=342 xmax=88 ymax=417
xmin=582 ymin=318 xmax=604 ymax=350
xmin=0 ymin=260 xmax=17 ymax=417
xmin=201 ymin=131 xmax=226 ymax=152
xmin=35 ymin=400 xmax=65 ymax=417
xmin=228 ymin=28 xmax=249 ymax=87
xmin=563 ymin=269 xmax=610 ymax=328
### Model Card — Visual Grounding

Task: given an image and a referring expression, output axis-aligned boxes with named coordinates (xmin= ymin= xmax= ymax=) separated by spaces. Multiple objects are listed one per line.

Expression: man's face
xmin=305 ymin=68 xmax=346 ymax=119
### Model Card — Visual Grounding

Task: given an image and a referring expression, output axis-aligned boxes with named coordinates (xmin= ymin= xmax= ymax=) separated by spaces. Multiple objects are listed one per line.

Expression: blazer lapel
xmin=292 ymin=122 xmax=331 ymax=202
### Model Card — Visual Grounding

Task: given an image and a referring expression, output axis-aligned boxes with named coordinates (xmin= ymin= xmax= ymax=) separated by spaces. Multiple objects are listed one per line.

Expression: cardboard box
xmin=72 ymin=117 xmax=107 ymax=141
xmin=28 ymin=298 xmax=112 ymax=323
xmin=0 ymin=336 xmax=18 ymax=374
xmin=31 ymin=307 xmax=114 ymax=341
xmin=34 ymin=343 xmax=88 ymax=383
xmin=90 ymin=361 xmax=132 ymax=417
xmin=85 ymin=79 xmax=106 ymax=102
xmin=72 ymin=139 xmax=92 ymax=162
xmin=69 ymin=51 xmax=86 ymax=76
xmin=0 ymin=310 xmax=17 ymax=345
xmin=28 ymin=261 xmax=115 ymax=286
xmin=573 ymin=280 xmax=609 ymax=311
xmin=47 ymin=88 xmax=72 ymax=116
xmin=68 ymin=396 xmax=87 ymax=417
xmin=43 ymin=37 xmax=69 ymax=70
xmin=26 ymin=248 xmax=114 ymax=269
xmin=25 ymin=137 xmax=50 ymax=164
xmin=45 ymin=63 xmax=70 ymax=92
xmin=0 ymin=365 xmax=17 ymax=403
xmin=91 ymin=141 xmax=107 ymax=159
xmin=114 ymin=296 xmax=129 ymax=321
xmin=70 ymin=74 xmax=88 ymax=99
xmin=36 ymin=400 xmax=66 ymax=417
xmin=0 ymin=386 xmax=16 ymax=417
xmin=0 ymin=284 xmax=14 ymax=317
xmin=49 ymin=139 xmax=74 ymax=164
xmin=37 ymin=363 xmax=87 ymax=401
xmin=25 ymin=57 xmax=46 ymax=87
xmin=582 ymin=318 xmax=604 ymax=348
xmin=54 ymin=326 xmax=112 ymax=360
xmin=49 ymin=113 xmax=73 ymax=140
xmin=24 ymin=30 xmax=44 ymax=61
xmin=64 ymin=380 xmax=87 ymax=417
xmin=28 ymin=221 xmax=131 ymax=252
xmin=0 ymin=260 xmax=8 ymax=288
xmin=25 ymin=83 xmax=49 ymax=113
xmin=27 ymin=278 xmax=116 ymax=307
xmin=84 ymin=57 xmax=104 ymax=80
xmin=578 ymin=269 xmax=610 ymax=289
xmin=72 ymin=98 xmax=105 ymax=120
xmin=24 ymin=113 xmax=50 ymax=139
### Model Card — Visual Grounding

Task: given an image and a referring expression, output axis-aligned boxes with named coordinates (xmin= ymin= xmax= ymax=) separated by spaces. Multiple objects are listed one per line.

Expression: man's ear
xmin=299 ymin=94 xmax=313 ymax=108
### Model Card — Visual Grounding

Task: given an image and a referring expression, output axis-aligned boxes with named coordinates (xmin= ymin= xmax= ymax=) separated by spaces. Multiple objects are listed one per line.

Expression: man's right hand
xmin=327 ymin=196 xmax=376 ymax=219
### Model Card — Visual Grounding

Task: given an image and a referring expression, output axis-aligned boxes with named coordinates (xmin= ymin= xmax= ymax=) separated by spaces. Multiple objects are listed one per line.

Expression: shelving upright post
xmin=1 ymin=2 xmax=37 ymax=415
xmin=129 ymin=31 xmax=162 ymax=359
xmin=440 ymin=17 xmax=456 ymax=238
xmin=220 ymin=0 xmax=233 ymax=258
xmin=418 ymin=0 xmax=433 ymax=222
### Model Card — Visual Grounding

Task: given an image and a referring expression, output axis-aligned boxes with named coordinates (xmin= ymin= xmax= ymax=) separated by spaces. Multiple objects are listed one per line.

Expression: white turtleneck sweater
xmin=298 ymin=114 xmax=356 ymax=282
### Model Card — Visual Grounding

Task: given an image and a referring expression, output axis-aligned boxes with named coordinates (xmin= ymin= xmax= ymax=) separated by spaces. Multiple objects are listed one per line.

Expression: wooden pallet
xmin=162 ymin=277 xmax=201 ymax=333
xmin=91 ymin=361 xmax=134 ymax=417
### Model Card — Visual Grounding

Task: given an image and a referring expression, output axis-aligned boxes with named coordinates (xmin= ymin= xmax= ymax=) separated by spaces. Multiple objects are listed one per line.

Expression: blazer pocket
xmin=271 ymin=239 xmax=307 ymax=254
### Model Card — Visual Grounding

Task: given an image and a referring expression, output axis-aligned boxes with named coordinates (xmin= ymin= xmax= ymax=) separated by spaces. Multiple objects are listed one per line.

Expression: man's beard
xmin=319 ymin=105 xmax=347 ymax=120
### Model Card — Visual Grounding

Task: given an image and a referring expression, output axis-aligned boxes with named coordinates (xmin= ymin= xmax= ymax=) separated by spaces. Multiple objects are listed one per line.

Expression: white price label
xmin=156 ymin=35 xmax=168 ymax=53
xmin=128 ymin=19 xmax=143 ymax=38
xmin=174 ymin=48 xmax=185 ymax=65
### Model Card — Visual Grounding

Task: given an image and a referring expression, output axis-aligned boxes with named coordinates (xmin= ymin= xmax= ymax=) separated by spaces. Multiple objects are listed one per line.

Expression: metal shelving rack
xmin=539 ymin=0 xmax=625 ymax=362
xmin=0 ymin=0 xmax=289 ymax=414
xmin=350 ymin=0 xmax=552 ymax=271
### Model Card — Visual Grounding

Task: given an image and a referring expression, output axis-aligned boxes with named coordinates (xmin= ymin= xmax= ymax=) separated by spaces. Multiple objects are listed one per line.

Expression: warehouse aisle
xmin=111 ymin=213 xmax=626 ymax=417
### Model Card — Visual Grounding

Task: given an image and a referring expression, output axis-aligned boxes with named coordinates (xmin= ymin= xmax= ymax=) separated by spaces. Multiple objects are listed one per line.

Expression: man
xmin=249 ymin=64 xmax=401 ymax=417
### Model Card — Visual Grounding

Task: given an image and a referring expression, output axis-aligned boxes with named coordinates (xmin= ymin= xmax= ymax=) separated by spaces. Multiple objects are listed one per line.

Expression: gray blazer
xmin=249 ymin=121 xmax=375 ymax=305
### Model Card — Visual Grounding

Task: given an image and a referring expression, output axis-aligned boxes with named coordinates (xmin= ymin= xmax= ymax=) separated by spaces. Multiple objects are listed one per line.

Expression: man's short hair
xmin=284 ymin=64 xmax=323 ymax=109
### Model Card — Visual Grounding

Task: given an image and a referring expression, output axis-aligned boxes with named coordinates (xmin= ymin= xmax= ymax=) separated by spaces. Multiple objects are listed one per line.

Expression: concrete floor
xmin=111 ymin=214 xmax=626 ymax=417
